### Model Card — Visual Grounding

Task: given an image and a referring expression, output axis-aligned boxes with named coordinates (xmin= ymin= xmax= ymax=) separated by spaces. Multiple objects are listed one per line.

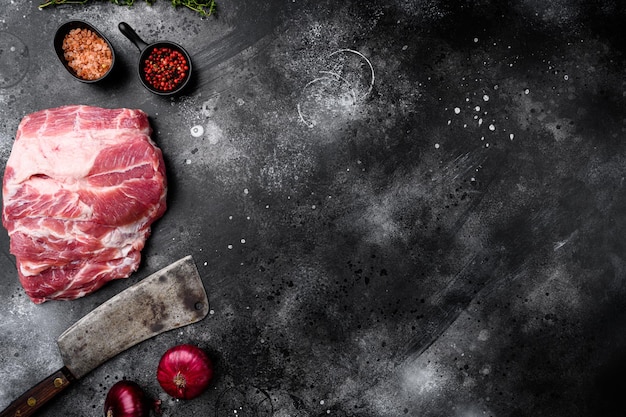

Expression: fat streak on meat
xmin=2 ymin=105 xmax=167 ymax=303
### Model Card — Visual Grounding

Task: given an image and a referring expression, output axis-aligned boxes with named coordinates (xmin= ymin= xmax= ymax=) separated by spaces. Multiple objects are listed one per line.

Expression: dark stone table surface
xmin=1 ymin=1 xmax=626 ymax=416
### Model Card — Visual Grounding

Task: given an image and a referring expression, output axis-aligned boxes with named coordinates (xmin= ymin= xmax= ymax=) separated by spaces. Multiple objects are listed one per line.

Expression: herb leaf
xmin=39 ymin=0 xmax=216 ymax=17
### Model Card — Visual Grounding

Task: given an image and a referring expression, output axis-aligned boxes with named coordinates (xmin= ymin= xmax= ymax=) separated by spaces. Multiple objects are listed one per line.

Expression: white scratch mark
xmin=329 ymin=48 xmax=376 ymax=100
xmin=319 ymin=70 xmax=358 ymax=104
xmin=297 ymin=76 xmax=338 ymax=128
xmin=554 ymin=230 xmax=578 ymax=251
xmin=297 ymin=49 xmax=375 ymax=127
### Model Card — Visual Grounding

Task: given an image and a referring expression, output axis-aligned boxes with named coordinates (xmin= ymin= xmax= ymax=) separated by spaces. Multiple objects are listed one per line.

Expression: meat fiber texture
xmin=2 ymin=105 xmax=167 ymax=304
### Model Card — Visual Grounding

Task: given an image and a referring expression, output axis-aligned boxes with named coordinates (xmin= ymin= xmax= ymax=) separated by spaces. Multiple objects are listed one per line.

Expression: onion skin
xmin=156 ymin=344 xmax=214 ymax=400
xmin=104 ymin=380 xmax=158 ymax=417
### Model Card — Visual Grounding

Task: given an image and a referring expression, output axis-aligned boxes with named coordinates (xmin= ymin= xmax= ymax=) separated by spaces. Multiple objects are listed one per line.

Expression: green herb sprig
xmin=38 ymin=0 xmax=216 ymax=17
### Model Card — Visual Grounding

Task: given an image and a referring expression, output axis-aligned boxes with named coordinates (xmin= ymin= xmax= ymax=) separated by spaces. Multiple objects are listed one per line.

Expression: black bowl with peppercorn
xmin=54 ymin=20 xmax=116 ymax=83
xmin=118 ymin=22 xmax=193 ymax=97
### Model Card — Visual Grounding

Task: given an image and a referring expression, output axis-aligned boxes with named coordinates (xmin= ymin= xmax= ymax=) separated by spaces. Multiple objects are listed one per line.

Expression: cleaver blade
xmin=0 ymin=255 xmax=209 ymax=417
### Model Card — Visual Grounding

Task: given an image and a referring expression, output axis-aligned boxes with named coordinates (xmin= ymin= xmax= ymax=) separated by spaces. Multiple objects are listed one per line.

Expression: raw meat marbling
xmin=2 ymin=105 xmax=167 ymax=303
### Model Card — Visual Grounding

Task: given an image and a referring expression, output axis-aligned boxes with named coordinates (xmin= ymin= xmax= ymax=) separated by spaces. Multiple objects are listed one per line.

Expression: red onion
xmin=104 ymin=380 xmax=160 ymax=417
xmin=156 ymin=344 xmax=214 ymax=400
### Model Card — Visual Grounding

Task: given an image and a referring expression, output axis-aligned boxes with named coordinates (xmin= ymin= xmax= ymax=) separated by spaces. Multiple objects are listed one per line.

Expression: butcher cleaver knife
xmin=0 ymin=255 xmax=209 ymax=417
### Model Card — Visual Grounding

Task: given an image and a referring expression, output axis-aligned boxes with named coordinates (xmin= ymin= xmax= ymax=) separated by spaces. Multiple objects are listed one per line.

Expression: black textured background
xmin=1 ymin=1 xmax=625 ymax=416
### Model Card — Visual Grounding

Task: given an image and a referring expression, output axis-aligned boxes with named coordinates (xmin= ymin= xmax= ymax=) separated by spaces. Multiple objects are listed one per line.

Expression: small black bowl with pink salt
xmin=54 ymin=20 xmax=116 ymax=83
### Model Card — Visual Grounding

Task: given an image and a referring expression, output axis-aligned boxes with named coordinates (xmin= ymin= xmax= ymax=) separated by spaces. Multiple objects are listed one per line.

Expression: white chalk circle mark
xmin=327 ymin=48 xmax=375 ymax=101
xmin=297 ymin=74 xmax=358 ymax=128
xmin=0 ymin=32 xmax=29 ymax=88
xmin=297 ymin=49 xmax=375 ymax=128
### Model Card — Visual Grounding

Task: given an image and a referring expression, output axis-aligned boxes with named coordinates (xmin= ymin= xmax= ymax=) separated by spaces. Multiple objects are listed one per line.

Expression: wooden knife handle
xmin=0 ymin=367 xmax=75 ymax=417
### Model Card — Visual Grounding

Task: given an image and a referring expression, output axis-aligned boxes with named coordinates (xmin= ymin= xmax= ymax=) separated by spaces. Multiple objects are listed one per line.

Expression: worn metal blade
xmin=57 ymin=255 xmax=209 ymax=379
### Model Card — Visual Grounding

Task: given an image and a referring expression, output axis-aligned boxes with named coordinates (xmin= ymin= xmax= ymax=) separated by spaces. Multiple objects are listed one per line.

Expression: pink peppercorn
xmin=142 ymin=47 xmax=189 ymax=92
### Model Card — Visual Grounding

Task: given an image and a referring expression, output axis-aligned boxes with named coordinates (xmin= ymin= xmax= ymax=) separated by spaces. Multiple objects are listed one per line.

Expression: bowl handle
xmin=118 ymin=22 xmax=149 ymax=51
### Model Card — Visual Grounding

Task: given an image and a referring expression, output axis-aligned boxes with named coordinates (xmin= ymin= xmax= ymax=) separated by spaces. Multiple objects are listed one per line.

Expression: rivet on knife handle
xmin=0 ymin=367 xmax=75 ymax=417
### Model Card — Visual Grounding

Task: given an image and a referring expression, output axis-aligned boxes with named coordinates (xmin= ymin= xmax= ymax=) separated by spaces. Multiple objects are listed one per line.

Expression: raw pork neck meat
xmin=2 ymin=105 xmax=167 ymax=303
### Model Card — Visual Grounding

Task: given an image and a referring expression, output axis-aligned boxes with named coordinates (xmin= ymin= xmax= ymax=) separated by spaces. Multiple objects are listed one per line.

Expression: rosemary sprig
xmin=38 ymin=0 xmax=216 ymax=17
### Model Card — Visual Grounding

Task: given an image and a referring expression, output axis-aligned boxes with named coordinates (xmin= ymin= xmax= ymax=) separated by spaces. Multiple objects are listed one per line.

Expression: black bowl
xmin=119 ymin=22 xmax=193 ymax=97
xmin=54 ymin=20 xmax=116 ymax=83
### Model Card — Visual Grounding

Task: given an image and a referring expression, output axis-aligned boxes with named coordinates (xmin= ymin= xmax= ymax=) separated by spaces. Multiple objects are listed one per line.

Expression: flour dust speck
xmin=205 ymin=120 xmax=223 ymax=145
